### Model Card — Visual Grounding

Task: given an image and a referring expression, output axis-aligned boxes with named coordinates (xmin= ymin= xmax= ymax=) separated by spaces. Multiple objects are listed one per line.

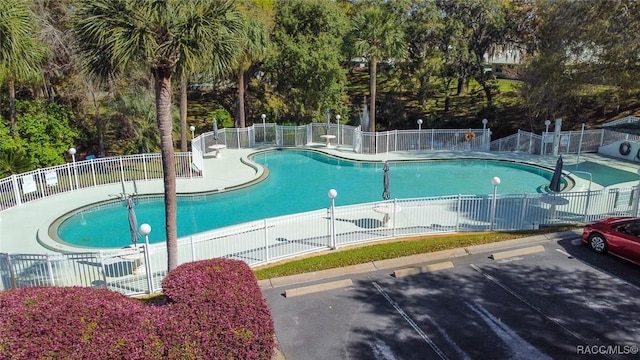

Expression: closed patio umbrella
xmin=549 ymin=156 xmax=563 ymax=193
xmin=325 ymin=109 xmax=331 ymax=134
xmin=382 ymin=161 xmax=390 ymax=200
xmin=127 ymin=196 xmax=140 ymax=246
xmin=213 ymin=117 xmax=219 ymax=141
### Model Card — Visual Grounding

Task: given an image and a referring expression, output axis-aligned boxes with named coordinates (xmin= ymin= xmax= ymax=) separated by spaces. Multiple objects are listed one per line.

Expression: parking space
xmin=262 ymin=236 xmax=640 ymax=360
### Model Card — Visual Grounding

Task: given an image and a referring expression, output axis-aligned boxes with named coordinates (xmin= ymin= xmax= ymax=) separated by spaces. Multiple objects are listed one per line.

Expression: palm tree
xmin=234 ymin=15 xmax=269 ymax=128
xmin=0 ymin=0 xmax=45 ymax=131
xmin=347 ymin=5 xmax=406 ymax=133
xmin=74 ymin=0 xmax=242 ymax=271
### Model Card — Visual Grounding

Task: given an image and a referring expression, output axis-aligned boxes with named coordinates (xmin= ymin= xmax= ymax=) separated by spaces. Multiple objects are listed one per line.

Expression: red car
xmin=582 ymin=217 xmax=640 ymax=265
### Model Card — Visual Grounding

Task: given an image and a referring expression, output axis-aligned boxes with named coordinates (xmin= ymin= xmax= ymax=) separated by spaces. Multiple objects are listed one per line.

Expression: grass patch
xmin=253 ymin=227 xmax=580 ymax=280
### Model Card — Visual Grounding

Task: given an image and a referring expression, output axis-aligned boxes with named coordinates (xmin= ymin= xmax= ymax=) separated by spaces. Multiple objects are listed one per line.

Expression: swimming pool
xmin=56 ymin=150 xmax=561 ymax=248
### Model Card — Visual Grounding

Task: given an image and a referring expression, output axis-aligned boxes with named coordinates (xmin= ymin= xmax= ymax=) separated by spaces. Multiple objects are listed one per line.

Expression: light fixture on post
xmin=335 ymin=114 xmax=341 ymax=146
xmin=482 ymin=118 xmax=488 ymax=150
xmin=68 ymin=147 xmax=79 ymax=190
xmin=543 ymin=119 xmax=551 ymax=155
xmin=189 ymin=125 xmax=195 ymax=140
xmin=328 ymin=189 xmax=338 ymax=249
xmin=139 ymin=223 xmax=154 ymax=293
xmin=417 ymin=119 xmax=423 ymax=150
xmin=261 ymin=114 xmax=267 ymax=142
xmin=490 ymin=176 xmax=501 ymax=231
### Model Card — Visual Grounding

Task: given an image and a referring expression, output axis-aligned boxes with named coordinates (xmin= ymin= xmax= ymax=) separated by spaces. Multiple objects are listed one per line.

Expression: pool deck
xmin=1 ymin=144 xmax=639 ymax=254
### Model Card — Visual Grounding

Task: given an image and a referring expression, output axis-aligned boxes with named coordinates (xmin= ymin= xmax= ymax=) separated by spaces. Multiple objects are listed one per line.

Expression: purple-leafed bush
xmin=161 ymin=258 xmax=275 ymax=359
xmin=0 ymin=259 xmax=275 ymax=359
xmin=0 ymin=287 xmax=164 ymax=360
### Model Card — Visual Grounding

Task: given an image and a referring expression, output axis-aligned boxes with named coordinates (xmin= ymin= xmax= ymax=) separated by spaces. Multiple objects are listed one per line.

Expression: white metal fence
xmin=1 ymin=186 xmax=636 ymax=295
xmin=192 ymin=123 xmax=491 ymax=160
xmin=0 ymin=153 xmax=199 ymax=212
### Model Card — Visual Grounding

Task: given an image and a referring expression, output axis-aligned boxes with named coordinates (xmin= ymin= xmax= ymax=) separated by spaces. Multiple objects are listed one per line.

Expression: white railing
xmin=1 ymin=186 xmax=636 ymax=295
xmin=0 ymin=153 xmax=200 ymax=212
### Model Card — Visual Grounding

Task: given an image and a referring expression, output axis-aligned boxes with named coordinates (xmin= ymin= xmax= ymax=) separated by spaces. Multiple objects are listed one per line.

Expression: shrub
xmin=0 ymin=287 xmax=164 ymax=360
xmin=0 ymin=259 xmax=275 ymax=359
xmin=161 ymin=258 xmax=275 ymax=359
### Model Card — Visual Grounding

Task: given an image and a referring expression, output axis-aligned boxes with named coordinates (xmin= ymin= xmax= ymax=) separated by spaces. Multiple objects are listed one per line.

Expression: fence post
xmin=11 ymin=175 xmax=22 ymax=206
xmin=190 ymin=236 xmax=196 ymax=261
xmin=143 ymin=154 xmax=148 ymax=180
xmin=39 ymin=171 xmax=46 ymax=199
xmin=91 ymin=159 xmax=97 ymax=187
xmin=99 ymin=251 xmax=108 ymax=288
xmin=143 ymin=243 xmax=153 ymax=294
xmin=7 ymin=254 xmax=17 ymax=289
xmin=584 ymin=189 xmax=592 ymax=222
xmin=119 ymin=157 xmax=125 ymax=184
xmin=520 ymin=194 xmax=528 ymax=228
xmin=394 ymin=130 xmax=397 ymax=152
xmin=46 ymin=254 xmax=55 ymax=286
xmin=456 ymin=194 xmax=461 ymax=232
xmin=67 ymin=163 xmax=74 ymax=191
xmin=431 ymin=129 xmax=435 ymax=151
xmin=392 ymin=199 xmax=398 ymax=237
xmin=264 ymin=219 xmax=270 ymax=263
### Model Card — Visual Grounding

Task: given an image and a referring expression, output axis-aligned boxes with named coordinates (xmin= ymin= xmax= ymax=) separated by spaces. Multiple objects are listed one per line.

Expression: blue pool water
xmin=57 ymin=150 xmax=557 ymax=248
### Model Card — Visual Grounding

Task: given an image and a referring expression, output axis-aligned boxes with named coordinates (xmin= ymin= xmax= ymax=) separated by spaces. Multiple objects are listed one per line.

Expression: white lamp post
xmin=68 ymin=147 xmax=79 ymax=190
xmin=335 ymin=114 xmax=341 ymax=146
xmin=490 ymin=177 xmax=501 ymax=231
xmin=189 ymin=125 xmax=195 ymax=140
xmin=261 ymin=113 xmax=267 ymax=142
xmin=543 ymin=119 xmax=551 ymax=155
xmin=139 ymin=223 xmax=154 ymax=292
xmin=544 ymin=119 xmax=551 ymax=134
xmin=417 ymin=119 xmax=423 ymax=150
xmin=328 ymin=189 xmax=337 ymax=249
xmin=482 ymin=118 xmax=488 ymax=150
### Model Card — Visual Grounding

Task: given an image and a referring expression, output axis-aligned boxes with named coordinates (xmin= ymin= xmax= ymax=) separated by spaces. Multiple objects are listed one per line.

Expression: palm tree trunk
xmin=154 ymin=71 xmax=178 ymax=272
xmin=369 ymin=60 xmax=377 ymax=133
xmin=179 ymin=77 xmax=188 ymax=152
xmin=236 ymin=66 xmax=246 ymax=128
xmin=9 ymin=77 xmax=16 ymax=132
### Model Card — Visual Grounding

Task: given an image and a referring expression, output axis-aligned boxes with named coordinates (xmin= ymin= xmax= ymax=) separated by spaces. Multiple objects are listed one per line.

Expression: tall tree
xmin=437 ymin=0 xmax=508 ymax=107
xmin=403 ymin=0 xmax=442 ymax=106
xmin=346 ymin=2 xmax=406 ymax=132
xmin=269 ymin=0 xmax=348 ymax=123
xmin=234 ymin=14 xmax=270 ymax=128
xmin=0 ymin=0 xmax=45 ymax=131
xmin=74 ymin=0 xmax=242 ymax=271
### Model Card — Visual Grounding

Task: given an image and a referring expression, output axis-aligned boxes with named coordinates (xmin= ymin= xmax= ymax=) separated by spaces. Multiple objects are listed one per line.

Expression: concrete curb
xmin=490 ymin=245 xmax=546 ymax=260
xmin=284 ymin=279 xmax=354 ymax=298
xmin=258 ymin=230 xmax=582 ymax=290
xmin=393 ymin=261 xmax=455 ymax=278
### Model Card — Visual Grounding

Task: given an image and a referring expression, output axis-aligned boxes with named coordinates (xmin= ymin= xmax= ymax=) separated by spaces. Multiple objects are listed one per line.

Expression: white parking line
xmin=553 ymin=248 xmax=640 ymax=292
xmin=372 ymin=281 xmax=450 ymax=360
xmin=468 ymin=264 xmax=619 ymax=360
xmin=555 ymin=248 xmax=573 ymax=258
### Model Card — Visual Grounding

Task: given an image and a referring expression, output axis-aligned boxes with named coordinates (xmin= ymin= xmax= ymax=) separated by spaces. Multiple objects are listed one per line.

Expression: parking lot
xmin=262 ymin=233 xmax=640 ymax=360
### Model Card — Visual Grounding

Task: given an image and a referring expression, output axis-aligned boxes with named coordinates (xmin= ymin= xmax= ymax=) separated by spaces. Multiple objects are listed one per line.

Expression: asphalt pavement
xmin=261 ymin=231 xmax=640 ymax=360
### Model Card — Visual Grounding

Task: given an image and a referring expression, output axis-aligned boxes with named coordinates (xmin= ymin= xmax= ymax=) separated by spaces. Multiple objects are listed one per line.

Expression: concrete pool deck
xmin=1 ymin=144 xmax=638 ymax=254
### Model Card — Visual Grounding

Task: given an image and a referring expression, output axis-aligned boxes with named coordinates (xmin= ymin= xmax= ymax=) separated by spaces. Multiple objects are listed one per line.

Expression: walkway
xmin=1 ymin=144 xmax=638 ymax=255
